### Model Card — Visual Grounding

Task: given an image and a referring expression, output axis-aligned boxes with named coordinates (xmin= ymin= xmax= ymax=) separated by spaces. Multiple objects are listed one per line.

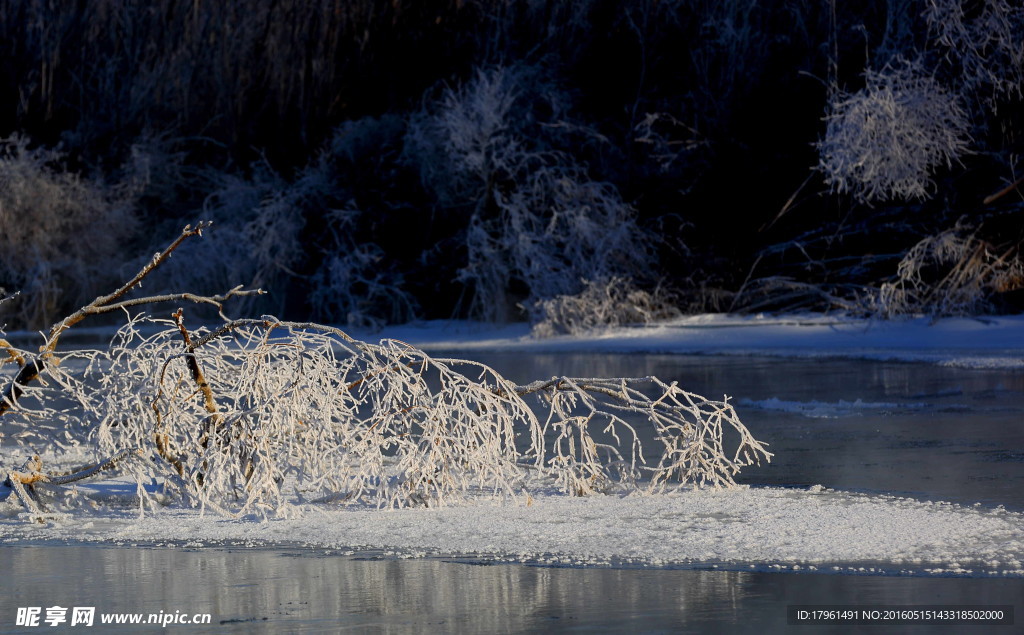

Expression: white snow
xmin=4 ymin=312 xmax=1024 ymax=576
xmin=2 ymin=483 xmax=1022 ymax=576
xmin=361 ymin=313 xmax=1024 ymax=369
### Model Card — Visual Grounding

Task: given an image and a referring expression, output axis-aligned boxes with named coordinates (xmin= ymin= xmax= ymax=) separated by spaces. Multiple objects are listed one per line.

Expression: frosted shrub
xmin=876 ymin=227 xmax=1024 ymax=318
xmin=406 ymin=65 xmax=658 ymax=324
xmin=469 ymin=168 xmax=657 ymax=323
xmin=0 ymin=135 xmax=138 ymax=327
xmin=305 ymin=119 xmax=418 ymax=328
xmin=531 ymin=277 xmax=681 ymax=338
xmin=924 ymin=0 xmax=1024 ymax=100
xmin=0 ymin=225 xmax=770 ymax=518
xmin=6 ymin=318 xmax=770 ymax=516
xmin=307 ymin=207 xmax=417 ymax=329
xmin=405 ymin=65 xmax=547 ymax=209
xmin=152 ymin=164 xmax=305 ymax=317
xmin=818 ymin=60 xmax=971 ymax=202
xmin=159 ymin=122 xmax=414 ymax=328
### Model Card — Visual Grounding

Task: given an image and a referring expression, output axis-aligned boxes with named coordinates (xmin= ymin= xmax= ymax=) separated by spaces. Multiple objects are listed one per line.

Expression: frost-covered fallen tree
xmin=1 ymin=224 xmax=770 ymax=520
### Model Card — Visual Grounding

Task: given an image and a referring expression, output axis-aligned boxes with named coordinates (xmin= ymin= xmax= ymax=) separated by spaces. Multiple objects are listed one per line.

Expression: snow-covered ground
xmin=3 ymin=313 xmax=1024 ymax=576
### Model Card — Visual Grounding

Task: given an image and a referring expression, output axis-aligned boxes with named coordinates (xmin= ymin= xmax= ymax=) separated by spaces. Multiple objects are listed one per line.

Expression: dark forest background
xmin=0 ymin=0 xmax=1022 ymax=334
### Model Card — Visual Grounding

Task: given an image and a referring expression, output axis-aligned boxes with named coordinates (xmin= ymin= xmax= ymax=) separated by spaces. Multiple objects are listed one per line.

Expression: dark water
xmin=1 ymin=544 xmax=1020 ymax=634
xmin=3 ymin=355 xmax=1023 ymax=632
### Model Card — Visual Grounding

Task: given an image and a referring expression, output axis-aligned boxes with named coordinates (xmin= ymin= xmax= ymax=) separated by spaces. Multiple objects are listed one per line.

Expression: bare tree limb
xmin=0 ymin=222 xmax=261 ymax=417
xmin=173 ymin=308 xmax=221 ymax=426
xmin=3 ymin=450 xmax=138 ymax=517
xmin=983 ymin=174 xmax=1024 ymax=205
xmin=0 ymin=338 xmax=26 ymax=368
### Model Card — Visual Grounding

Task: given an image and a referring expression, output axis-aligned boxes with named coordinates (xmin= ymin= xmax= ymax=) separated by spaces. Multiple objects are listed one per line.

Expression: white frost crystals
xmin=3 ymin=318 xmax=770 ymax=519
xmin=875 ymin=225 xmax=1024 ymax=318
xmin=0 ymin=225 xmax=770 ymax=520
xmin=818 ymin=60 xmax=971 ymax=203
xmin=404 ymin=65 xmax=660 ymax=327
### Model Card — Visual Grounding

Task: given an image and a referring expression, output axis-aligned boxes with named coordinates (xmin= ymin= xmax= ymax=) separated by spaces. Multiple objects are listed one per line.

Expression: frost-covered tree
xmin=0 ymin=135 xmax=139 ymax=327
xmin=307 ymin=206 xmax=417 ymax=330
xmin=818 ymin=59 xmax=971 ymax=203
xmin=875 ymin=225 xmax=1024 ymax=318
xmin=152 ymin=164 xmax=305 ymax=317
xmin=405 ymin=65 xmax=667 ymax=328
xmin=807 ymin=0 xmax=1024 ymax=315
xmin=0 ymin=225 xmax=770 ymax=519
xmin=149 ymin=122 xmax=415 ymax=328
xmin=923 ymin=0 xmax=1024 ymax=101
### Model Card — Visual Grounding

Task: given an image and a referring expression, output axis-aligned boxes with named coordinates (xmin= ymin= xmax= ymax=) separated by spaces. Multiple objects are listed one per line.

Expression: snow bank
xmin=3 ymin=485 xmax=1022 ymax=576
xmin=364 ymin=314 xmax=1024 ymax=369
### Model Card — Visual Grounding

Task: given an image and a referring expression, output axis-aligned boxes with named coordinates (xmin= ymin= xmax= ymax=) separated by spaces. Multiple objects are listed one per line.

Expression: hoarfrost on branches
xmin=307 ymin=207 xmax=417 ymax=330
xmin=530 ymin=277 xmax=681 ymax=338
xmin=1 ymin=225 xmax=770 ymax=520
xmin=153 ymin=164 xmax=306 ymax=317
xmin=875 ymin=225 xmax=1024 ymax=318
xmin=405 ymin=65 xmax=659 ymax=325
xmin=817 ymin=60 xmax=971 ymax=203
xmin=0 ymin=135 xmax=138 ymax=327
xmin=924 ymin=0 xmax=1024 ymax=101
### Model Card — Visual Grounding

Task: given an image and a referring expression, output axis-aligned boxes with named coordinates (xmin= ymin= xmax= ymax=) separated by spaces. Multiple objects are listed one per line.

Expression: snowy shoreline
xmin=8 ymin=312 xmax=1024 ymax=363
xmin=354 ymin=313 xmax=1024 ymax=370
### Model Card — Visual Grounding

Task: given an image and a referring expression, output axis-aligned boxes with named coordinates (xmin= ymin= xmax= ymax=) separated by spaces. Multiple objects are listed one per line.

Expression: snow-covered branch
xmin=0 ymin=226 xmax=770 ymax=519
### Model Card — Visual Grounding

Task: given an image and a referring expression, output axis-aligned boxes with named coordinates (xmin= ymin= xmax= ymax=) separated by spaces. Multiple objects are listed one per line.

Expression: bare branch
xmin=983 ymin=174 xmax=1024 ymax=206
xmin=3 ymin=451 xmax=140 ymax=518
xmin=0 ymin=338 xmax=26 ymax=368
xmin=173 ymin=309 xmax=221 ymax=423
xmin=44 ymin=222 xmax=217 ymax=352
xmin=0 ymin=223 xmax=259 ymax=418
xmin=80 ymin=286 xmax=263 ymax=322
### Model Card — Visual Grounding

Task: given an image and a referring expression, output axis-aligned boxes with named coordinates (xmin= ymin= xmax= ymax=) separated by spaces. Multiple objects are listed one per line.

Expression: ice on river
xmin=3 ymin=481 xmax=1022 ymax=577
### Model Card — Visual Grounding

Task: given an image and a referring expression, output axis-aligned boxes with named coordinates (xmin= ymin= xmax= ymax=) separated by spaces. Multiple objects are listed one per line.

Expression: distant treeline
xmin=0 ymin=0 xmax=1021 ymax=331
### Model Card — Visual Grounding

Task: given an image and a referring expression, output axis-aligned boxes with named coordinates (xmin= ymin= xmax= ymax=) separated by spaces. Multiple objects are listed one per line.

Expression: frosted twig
xmin=0 ymin=225 xmax=771 ymax=519
xmin=3 ymin=450 xmax=138 ymax=516
xmin=0 ymin=223 xmax=260 ymax=417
